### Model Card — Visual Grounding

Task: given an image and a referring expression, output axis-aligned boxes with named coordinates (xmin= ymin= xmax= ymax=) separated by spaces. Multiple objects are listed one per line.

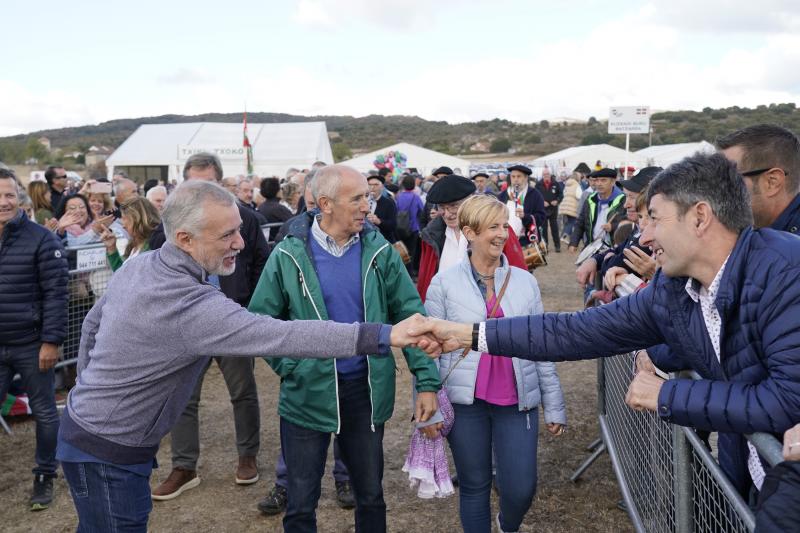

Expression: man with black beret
xmin=367 ymin=173 xmax=398 ymax=243
xmin=416 ymin=175 xmax=527 ymax=301
xmin=496 ymin=164 xmax=547 ymax=246
xmin=420 ymin=166 xmax=455 ymax=230
xmin=568 ymin=167 xmax=626 ymax=253
xmin=576 ymin=166 xmax=662 ymax=290
xmin=471 ymin=172 xmax=495 ymax=195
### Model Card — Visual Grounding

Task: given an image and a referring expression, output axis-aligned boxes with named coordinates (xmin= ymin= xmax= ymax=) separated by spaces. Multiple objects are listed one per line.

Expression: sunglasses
xmin=741 ymin=167 xmax=788 ymax=177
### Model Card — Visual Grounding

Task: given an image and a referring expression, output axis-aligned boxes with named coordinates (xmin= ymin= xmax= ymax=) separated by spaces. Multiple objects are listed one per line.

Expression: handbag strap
xmin=442 ymin=270 xmax=511 ymax=385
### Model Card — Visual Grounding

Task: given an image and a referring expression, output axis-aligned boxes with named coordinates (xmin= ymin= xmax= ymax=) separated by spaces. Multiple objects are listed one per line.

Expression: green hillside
xmin=1 ymin=103 xmax=798 ymax=166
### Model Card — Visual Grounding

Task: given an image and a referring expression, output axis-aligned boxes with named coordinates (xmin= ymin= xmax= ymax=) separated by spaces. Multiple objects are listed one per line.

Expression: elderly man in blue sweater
xmin=416 ymin=152 xmax=800 ymax=503
xmin=57 ymin=180 xmax=438 ymax=532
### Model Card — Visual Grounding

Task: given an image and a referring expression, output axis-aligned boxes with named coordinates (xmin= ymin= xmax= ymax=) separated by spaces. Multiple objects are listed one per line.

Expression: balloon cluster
xmin=373 ymin=150 xmax=408 ymax=182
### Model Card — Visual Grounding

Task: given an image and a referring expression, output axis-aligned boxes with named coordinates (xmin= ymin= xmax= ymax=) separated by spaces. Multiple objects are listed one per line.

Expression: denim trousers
xmin=171 ymin=355 xmax=260 ymax=469
xmin=281 ymin=377 xmax=386 ymax=533
xmin=275 ymin=436 xmax=349 ymax=489
xmin=0 ymin=341 xmax=59 ymax=477
xmin=62 ymin=461 xmax=152 ymax=532
xmin=448 ymin=400 xmax=540 ymax=533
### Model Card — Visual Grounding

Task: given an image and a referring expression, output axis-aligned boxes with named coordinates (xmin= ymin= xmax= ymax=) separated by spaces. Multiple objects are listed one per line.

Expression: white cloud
xmin=646 ymin=0 xmax=800 ymax=34
xmin=290 ymin=0 xmax=458 ymax=30
xmin=0 ymin=80 xmax=95 ymax=137
xmin=157 ymin=68 xmax=215 ymax=85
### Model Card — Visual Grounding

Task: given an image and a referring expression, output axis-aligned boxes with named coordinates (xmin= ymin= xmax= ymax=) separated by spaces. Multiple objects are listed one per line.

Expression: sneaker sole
xmin=30 ymin=503 xmax=49 ymax=512
xmin=235 ymin=472 xmax=260 ymax=485
xmin=151 ymin=477 xmax=201 ymax=501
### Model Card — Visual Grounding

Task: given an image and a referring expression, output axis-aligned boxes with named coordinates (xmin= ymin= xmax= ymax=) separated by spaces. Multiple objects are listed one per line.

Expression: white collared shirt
xmin=685 ymin=256 xmax=765 ymax=490
xmin=311 ymin=215 xmax=360 ymax=258
xmin=439 ymin=227 xmax=468 ymax=272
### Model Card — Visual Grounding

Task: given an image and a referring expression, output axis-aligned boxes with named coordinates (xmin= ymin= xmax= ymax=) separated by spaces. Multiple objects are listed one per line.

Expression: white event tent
xmin=531 ymin=144 xmax=632 ymax=174
xmin=633 ymin=141 xmax=716 ymax=168
xmin=106 ymin=122 xmax=333 ymax=182
xmin=342 ymin=142 xmax=471 ymax=176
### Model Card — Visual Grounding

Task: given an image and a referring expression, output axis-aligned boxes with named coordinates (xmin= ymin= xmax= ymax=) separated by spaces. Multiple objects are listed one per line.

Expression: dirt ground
xmin=0 ymin=249 xmax=633 ymax=532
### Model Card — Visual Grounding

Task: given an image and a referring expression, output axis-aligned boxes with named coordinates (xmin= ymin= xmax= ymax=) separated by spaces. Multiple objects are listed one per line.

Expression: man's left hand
xmin=39 ymin=343 xmax=59 ymax=371
xmin=624 ymin=372 xmax=664 ymax=412
xmin=415 ymin=391 xmax=438 ymax=424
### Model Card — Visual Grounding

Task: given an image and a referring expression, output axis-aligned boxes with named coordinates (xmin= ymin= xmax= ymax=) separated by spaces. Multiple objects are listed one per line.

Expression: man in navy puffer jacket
xmin=418 ymin=153 xmax=800 ymax=503
xmin=0 ymin=169 xmax=68 ymax=510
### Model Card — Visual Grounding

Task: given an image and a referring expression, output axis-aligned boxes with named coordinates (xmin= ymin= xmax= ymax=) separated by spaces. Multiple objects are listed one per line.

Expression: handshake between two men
xmin=392 ymin=314 xmax=665 ymax=415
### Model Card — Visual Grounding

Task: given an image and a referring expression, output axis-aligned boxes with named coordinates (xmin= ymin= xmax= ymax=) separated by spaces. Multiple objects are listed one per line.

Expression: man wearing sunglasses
xmin=717 ymin=124 xmax=800 ymax=233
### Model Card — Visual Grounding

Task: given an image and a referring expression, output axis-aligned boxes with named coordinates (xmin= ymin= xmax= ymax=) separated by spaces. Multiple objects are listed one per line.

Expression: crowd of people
xmin=0 ymin=123 xmax=799 ymax=532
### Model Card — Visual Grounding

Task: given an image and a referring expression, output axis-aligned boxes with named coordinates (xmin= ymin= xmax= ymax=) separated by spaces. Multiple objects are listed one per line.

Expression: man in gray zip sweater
xmin=56 ymin=181 xmax=436 ymax=532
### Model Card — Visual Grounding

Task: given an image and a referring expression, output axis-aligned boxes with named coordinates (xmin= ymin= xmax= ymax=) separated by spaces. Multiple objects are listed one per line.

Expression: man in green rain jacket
xmin=249 ymin=165 xmax=440 ymax=532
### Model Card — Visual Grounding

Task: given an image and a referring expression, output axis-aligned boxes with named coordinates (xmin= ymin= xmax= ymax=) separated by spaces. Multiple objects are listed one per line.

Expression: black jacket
xmin=755 ymin=461 xmax=800 ymax=532
xmin=149 ymin=204 xmax=269 ymax=306
xmin=535 ymin=179 xmax=564 ymax=216
xmin=258 ymin=199 xmax=294 ymax=241
xmin=372 ymin=195 xmax=397 ymax=243
xmin=497 ymin=186 xmax=547 ymax=235
xmin=0 ymin=211 xmax=69 ymax=346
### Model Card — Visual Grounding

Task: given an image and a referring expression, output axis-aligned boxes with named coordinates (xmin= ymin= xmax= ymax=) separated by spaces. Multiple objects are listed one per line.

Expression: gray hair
xmin=308 ymin=165 xmax=346 ymax=202
xmin=647 ymin=152 xmax=752 ymax=232
xmin=162 ymin=180 xmax=236 ymax=243
xmin=146 ymin=185 xmax=167 ymax=199
xmin=183 ymin=152 xmax=223 ymax=182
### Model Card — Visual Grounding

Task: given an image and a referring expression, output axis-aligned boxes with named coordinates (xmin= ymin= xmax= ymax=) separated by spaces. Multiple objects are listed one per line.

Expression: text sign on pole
xmin=608 ymin=106 xmax=650 ymax=134
xmin=177 ymin=145 xmax=246 ymax=160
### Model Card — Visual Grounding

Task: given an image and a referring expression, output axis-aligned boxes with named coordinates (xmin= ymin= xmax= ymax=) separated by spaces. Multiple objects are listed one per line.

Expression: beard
xmin=197 ymin=249 xmax=238 ymax=276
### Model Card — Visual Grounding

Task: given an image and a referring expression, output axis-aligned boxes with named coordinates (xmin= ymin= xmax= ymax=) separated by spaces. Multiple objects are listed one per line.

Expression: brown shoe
xmin=235 ymin=456 xmax=259 ymax=485
xmin=151 ymin=467 xmax=200 ymax=501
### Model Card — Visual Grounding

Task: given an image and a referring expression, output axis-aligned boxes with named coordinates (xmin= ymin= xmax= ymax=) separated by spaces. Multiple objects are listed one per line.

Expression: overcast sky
xmin=2 ymin=0 xmax=799 ymax=136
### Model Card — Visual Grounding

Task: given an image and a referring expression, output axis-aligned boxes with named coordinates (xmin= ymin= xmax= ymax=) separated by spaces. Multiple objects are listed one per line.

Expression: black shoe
xmin=30 ymin=474 xmax=54 ymax=511
xmin=555 ymin=248 xmax=561 ymax=253
xmin=335 ymin=480 xmax=355 ymax=509
xmin=257 ymin=484 xmax=287 ymax=516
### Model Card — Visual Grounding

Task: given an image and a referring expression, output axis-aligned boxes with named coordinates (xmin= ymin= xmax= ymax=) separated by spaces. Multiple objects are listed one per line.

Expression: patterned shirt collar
xmin=684 ymin=255 xmax=730 ymax=303
xmin=311 ymin=215 xmax=360 ymax=258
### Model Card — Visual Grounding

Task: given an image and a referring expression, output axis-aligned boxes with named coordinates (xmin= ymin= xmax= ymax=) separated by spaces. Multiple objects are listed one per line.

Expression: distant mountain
xmin=1 ymin=103 xmax=798 ymax=165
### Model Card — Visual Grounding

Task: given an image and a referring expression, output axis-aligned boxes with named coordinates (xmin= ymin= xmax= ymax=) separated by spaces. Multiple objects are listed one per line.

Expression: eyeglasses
xmin=741 ymin=167 xmax=787 ymax=177
xmin=438 ymin=202 xmax=464 ymax=214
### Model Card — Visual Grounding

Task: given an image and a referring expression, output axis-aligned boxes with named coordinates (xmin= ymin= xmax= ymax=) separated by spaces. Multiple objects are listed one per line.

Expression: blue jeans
xmin=281 ymin=377 xmax=386 ymax=533
xmin=62 ymin=461 xmax=152 ymax=532
xmin=448 ymin=401 xmax=540 ymax=533
xmin=275 ymin=436 xmax=349 ymax=489
xmin=0 ymin=341 xmax=59 ymax=477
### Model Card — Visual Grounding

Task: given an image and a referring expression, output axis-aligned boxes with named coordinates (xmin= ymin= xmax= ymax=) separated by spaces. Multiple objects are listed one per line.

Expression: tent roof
xmin=531 ymin=144 xmax=633 ymax=172
xmin=634 ymin=141 xmax=716 ymax=166
xmin=106 ymin=122 xmax=333 ymax=177
xmin=341 ymin=142 xmax=471 ymax=176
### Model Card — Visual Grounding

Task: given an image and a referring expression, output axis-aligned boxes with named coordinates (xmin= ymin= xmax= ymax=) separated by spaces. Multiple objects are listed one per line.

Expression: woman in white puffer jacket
xmin=425 ymin=194 xmax=566 ymax=533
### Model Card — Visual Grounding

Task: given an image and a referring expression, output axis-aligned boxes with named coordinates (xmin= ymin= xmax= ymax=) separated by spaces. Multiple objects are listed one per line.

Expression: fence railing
xmin=589 ymin=351 xmax=785 ymax=533
xmin=62 ymin=244 xmax=113 ymax=370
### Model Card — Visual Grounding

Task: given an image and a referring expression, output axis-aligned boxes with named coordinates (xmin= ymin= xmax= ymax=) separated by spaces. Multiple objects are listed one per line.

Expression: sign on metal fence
xmin=75 ymin=247 xmax=108 ymax=272
xmin=608 ymin=106 xmax=650 ymax=134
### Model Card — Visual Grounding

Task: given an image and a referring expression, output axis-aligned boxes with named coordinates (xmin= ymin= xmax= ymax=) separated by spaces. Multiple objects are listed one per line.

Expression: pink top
xmin=473 ymin=294 xmax=518 ymax=406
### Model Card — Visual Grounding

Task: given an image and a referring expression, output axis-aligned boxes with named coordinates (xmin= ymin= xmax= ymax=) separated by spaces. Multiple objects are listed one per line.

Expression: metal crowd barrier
xmin=575 ymin=351 xmax=785 ymax=533
xmin=61 ymin=243 xmax=114 ymax=370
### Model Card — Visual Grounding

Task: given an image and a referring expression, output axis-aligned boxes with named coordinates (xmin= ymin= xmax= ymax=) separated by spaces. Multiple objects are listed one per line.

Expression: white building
xmin=342 ymin=142 xmax=471 ymax=177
